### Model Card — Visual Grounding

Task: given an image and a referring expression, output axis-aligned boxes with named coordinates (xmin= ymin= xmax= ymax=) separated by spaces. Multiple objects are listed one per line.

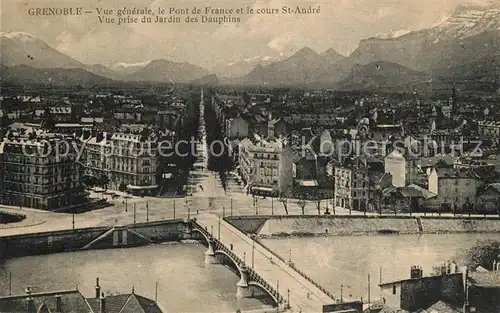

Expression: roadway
xmin=196 ymin=213 xmax=335 ymax=312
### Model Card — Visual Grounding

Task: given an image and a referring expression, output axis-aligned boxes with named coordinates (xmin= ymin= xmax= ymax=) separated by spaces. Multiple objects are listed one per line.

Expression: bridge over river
xmin=192 ymin=214 xmax=345 ymax=313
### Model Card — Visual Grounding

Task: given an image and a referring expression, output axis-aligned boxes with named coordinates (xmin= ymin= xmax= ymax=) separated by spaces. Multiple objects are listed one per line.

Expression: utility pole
xmin=271 ymin=197 xmax=274 ymax=215
xmin=380 ymin=266 xmax=383 ymax=301
xmin=368 ymin=273 xmax=371 ymax=309
xmin=146 ymin=202 xmax=149 ymax=222
xmin=133 ymin=203 xmax=136 ymax=224
xmin=340 ymin=284 xmax=343 ymax=302
xmin=230 ymin=198 xmax=233 ymax=216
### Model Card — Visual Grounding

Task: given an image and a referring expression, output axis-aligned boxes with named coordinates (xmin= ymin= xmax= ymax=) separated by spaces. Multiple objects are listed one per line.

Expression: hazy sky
xmin=2 ymin=0 xmax=498 ymax=68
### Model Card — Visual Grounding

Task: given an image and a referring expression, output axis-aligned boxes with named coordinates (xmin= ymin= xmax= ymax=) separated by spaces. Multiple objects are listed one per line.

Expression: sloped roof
xmin=470 ymin=271 xmax=500 ymax=287
xmin=133 ymin=294 xmax=164 ymax=313
xmin=0 ymin=290 xmax=91 ymax=313
xmin=424 ymin=300 xmax=462 ymax=313
xmin=87 ymin=294 xmax=130 ymax=313
xmin=420 ymin=155 xmax=458 ymax=168
xmin=485 ymin=183 xmax=500 ymax=193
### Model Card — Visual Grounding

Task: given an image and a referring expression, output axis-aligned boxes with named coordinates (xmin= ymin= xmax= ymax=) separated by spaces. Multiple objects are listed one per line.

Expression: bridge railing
xmin=254 ymin=237 xmax=337 ymax=301
xmin=221 ymin=216 xmax=336 ymax=303
xmin=191 ymin=221 xmax=284 ymax=304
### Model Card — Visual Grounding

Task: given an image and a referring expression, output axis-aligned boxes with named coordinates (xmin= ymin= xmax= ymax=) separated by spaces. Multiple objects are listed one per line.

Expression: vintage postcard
xmin=0 ymin=0 xmax=500 ymax=312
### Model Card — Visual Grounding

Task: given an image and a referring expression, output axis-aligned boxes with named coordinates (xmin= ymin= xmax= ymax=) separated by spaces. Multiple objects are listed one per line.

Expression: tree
xmin=461 ymin=239 xmax=500 ymax=271
xmin=297 ymin=200 xmax=307 ymax=215
xmin=118 ymin=182 xmax=127 ymax=193
xmin=279 ymin=196 xmax=289 ymax=215
xmin=315 ymin=200 xmax=321 ymax=215
xmin=82 ymin=175 xmax=96 ymax=189
xmin=100 ymin=174 xmax=110 ymax=191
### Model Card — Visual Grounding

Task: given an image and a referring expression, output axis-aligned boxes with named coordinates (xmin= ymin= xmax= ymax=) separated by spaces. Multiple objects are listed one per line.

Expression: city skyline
xmin=2 ymin=0 xmax=498 ymax=69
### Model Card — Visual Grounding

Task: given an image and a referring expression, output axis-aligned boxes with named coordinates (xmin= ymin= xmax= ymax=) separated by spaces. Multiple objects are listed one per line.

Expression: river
xmin=0 ymin=243 xmax=272 ymax=313
xmin=261 ymin=233 xmax=500 ymax=302
xmin=1 ymin=233 xmax=500 ymax=312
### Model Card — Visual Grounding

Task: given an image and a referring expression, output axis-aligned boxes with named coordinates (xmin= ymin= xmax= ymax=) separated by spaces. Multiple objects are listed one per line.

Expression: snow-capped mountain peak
xmin=0 ymin=31 xmax=38 ymax=43
xmin=0 ymin=31 xmax=83 ymax=68
xmin=112 ymin=60 xmax=152 ymax=69
xmin=435 ymin=4 xmax=500 ymax=38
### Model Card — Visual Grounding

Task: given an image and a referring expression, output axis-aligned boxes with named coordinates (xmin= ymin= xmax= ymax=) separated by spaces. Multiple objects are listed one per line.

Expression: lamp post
xmin=72 ymin=213 xmax=75 ymax=230
xmin=287 ymin=289 xmax=290 ymax=309
xmin=230 ymin=198 xmax=233 ymax=216
xmin=133 ymin=203 xmax=136 ymax=224
xmin=146 ymin=201 xmax=149 ymax=222
xmin=218 ymin=217 xmax=221 ymax=240
xmin=252 ymin=240 xmax=255 ymax=268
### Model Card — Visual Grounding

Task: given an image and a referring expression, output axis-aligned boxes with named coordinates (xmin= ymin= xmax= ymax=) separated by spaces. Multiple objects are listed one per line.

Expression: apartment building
xmin=238 ymin=137 xmax=293 ymax=196
xmin=478 ymin=120 xmax=500 ymax=140
xmin=81 ymin=132 xmax=160 ymax=195
xmin=426 ymin=167 xmax=480 ymax=212
xmin=334 ymin=157 xmax=371 ymax=211
xmin=1 ymin=134 xmax=85 ymax=211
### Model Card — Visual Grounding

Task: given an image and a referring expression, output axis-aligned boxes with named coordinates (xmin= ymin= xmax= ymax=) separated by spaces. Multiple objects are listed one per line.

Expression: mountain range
xmin=0 ymin=4 xmax=498 ymax=90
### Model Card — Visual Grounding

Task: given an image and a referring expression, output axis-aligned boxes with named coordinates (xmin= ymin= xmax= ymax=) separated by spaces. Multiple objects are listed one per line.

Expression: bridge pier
xmin=204 ymin=238 xmax=220 ymax=264
xmin=236 ymin=266 xmax=252 ymax=298
xmin=183 ymin=220 xmax=193 ymax=240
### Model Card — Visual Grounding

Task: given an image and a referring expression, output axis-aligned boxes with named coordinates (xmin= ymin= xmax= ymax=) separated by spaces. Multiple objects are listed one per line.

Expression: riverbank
xmin=226 ymin=215 xmax=500 ymax=238
xmin=0 ymin=219 xmax=202 ymax=259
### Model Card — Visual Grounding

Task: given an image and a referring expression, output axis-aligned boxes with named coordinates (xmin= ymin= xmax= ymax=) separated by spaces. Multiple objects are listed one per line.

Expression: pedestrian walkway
xmin=195 ymin=213 xmax=336 ymax=312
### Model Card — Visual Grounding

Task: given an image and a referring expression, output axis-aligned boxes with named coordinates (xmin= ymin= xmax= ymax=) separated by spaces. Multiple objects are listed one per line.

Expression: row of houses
xmin=0 ymin=122 xmax=167 ymax=211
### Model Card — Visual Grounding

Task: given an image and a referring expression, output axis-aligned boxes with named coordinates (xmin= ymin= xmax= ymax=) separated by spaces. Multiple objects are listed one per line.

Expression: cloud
xmin=267 ymin=32 xmax=295 ymax=51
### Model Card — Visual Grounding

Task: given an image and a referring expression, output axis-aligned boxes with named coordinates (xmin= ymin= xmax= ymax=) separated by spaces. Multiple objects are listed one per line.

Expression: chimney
xmin=96 ymin=132 xmax=104 ymax=142
xmin=83 ymin=129 xmax=91 ymax=140
xmin=100 ymin=293 xmax=106 ymax=313
xmin=26 ymin=296 xmax=36 ymax=313
xmin=54 ymin=295 xmax=62 ymax=313
xmin=441 ymin=263 xmax=448 ymax=276
xmin=410 ymin=266 xmax=422 ymax=279
xmin=95 ymin=277 xmax=101 ymax=299
xmin=26 ymin=287 xmax=35 ymax=313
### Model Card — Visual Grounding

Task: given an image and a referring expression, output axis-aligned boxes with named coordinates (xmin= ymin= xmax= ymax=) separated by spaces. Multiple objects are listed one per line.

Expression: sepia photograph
xmin=0 ymin=0 xmax=499 ymax=312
